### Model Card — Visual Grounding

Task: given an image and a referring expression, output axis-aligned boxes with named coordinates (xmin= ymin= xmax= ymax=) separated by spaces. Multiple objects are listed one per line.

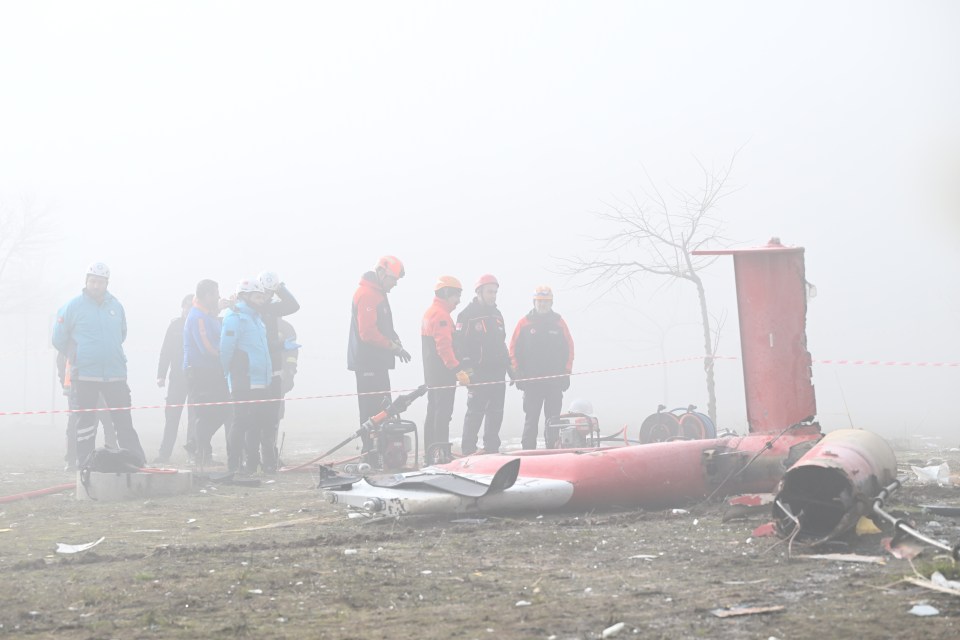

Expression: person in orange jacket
xmin=421 ymin=276 xmax=469 ymax=465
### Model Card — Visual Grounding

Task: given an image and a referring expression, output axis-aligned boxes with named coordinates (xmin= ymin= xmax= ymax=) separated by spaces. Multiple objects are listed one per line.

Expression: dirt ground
xmin=2 ymin=437 xmax=959 ymax=640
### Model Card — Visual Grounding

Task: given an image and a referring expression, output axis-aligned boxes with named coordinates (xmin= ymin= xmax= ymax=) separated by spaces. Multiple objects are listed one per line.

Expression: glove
xmin=391 ymin=341 xmax=412 ymax=363
xmin=456 ymin=369 xmax=471 ymax=385
xmin=560 ymin=375 xmax=570 ymax=392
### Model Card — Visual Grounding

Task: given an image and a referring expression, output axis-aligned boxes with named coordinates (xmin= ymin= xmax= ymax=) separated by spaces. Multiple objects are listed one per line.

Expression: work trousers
xmin=461 ymin=379 xmax=505 ymax=455
xmin=423 ymin=384 xmax=456 ymax=463
xmin=521 ymin=381 xmax=563 ymax=450
xmin=245 ymin=376 xmax=283 ymax=472
xmin=229 ymin=387 xmax=275 ymax=473
xmin=157 ymin=374 xmax=195 ymax=461
xmin=65 ymin=391 xmax=117 ymax=466
xmin=187 ymin=367 xmax=230 ymax=463
xmin=355 ymin=370 xmax=391 ymax=452
xmin=73 ymin=380 xmax=145 ymax=467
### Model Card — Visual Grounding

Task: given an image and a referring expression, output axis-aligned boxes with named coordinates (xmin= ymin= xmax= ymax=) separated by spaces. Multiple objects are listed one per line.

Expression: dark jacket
xmin=260 ymin=284 xmax=300 ymax=377
xmin=158 ymin=316 xmax=187 ymax=382
xmin=277 ymin=318 xmax=299 ymax=394
xmin=509 ymin=309 xmax=575 ymax=380
xmin=348 ymin=271 xmax=399 ymax=372
xmin=455 ymin=298 xmax=509 ymax=381
xmin=421 ymin=296 xmax=460 ymax=385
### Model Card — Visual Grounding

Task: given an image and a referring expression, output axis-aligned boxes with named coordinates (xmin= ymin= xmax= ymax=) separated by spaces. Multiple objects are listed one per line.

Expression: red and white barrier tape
xmin=0 ymin=354 xmax=956 ymax=418
xmin=812 ymin=359 xmax=960 ymax=367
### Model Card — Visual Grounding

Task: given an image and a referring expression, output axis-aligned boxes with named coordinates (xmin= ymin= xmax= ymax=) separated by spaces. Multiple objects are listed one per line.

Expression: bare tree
xmin=0 ymin=196 xmax=56 ymax=311
xmin=564 ymin=157 xmax=739 ymax=423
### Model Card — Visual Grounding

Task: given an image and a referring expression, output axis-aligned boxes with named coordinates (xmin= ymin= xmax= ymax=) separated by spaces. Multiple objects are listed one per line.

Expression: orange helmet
xmin=474 ymin=274 xmax=499 ymax=291
xmin=434 ymin=275 xmax=463 ymax=292
xmin=376 ymin=255 xmax=405 ymax=279
xmin=533 ymin=285 xmax=553 ymax=301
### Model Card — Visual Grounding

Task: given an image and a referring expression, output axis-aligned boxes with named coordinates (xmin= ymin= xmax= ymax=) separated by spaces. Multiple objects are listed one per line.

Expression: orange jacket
xmin=421 ymin=296 xmax=460 ymax=383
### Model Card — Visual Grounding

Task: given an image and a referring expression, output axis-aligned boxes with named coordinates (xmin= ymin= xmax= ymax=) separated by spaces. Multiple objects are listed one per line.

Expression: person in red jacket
xmin=509 ymin=285 xmax=575 ymax=449
xmin=348 ymin=255 xmax=411 ymax=456
xmin=421 ymin=276 xmax=469 ymax=465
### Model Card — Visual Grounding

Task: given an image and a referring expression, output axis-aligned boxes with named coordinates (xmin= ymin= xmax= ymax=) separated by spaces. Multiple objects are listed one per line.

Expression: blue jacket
xmin=220 ymin=300 xmax=272 ymax=392
xmin=184 ymin=303 xmax=222 ymax=371
xmin=52 ymin=290 xmax=128 ymax=382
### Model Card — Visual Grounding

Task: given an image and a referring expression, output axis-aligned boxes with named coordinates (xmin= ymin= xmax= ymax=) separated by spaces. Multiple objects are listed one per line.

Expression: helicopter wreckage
xmin=321 ymin=240 xmax=920 ymax=552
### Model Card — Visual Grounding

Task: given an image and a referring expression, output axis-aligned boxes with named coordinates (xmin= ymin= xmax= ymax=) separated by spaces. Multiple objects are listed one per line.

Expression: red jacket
xmin=421 ymin=296 xmax=460 ymax=384
xmin=348 ymin=272 xmax=399 ymax=372
xmin=509 ymin=309 xmax=574 ymax=380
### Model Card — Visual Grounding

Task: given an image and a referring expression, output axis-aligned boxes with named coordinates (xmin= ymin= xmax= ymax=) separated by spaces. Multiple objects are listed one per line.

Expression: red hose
xmin=0 ymin=483 xmax=76 ymax=504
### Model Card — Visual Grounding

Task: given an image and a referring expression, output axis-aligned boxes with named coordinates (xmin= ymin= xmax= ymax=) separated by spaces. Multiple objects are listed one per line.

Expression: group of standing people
xmin=53 ymin=256 xmax=575 ymax=473
xmin=348 ymin=256 xmax=575 ymax=466
xmin=54 ymin=264 xmax=299 ymax=474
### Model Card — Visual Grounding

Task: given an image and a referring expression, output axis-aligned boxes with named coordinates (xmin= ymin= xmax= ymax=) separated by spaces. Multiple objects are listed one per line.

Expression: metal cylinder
xmin=773 ymin=429 xmax=897 ymax=542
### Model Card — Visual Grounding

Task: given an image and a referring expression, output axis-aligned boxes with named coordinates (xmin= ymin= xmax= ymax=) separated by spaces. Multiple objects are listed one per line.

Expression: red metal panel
xmin=442 ymin=427 xmax=822 ymax=509
xmin=695 ymin=240 xmax=816 ymax=432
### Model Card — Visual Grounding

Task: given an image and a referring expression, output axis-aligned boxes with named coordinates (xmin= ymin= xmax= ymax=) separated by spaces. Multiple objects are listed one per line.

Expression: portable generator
xmin=366 ymin=418 xmax=418 ymax=471
xmin=544 ymin=412 xmax=601 ymax=449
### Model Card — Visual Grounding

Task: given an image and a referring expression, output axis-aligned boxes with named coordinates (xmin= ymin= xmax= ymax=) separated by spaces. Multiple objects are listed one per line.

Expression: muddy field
xmin=1 ymin=439 xmax=959 ymax=640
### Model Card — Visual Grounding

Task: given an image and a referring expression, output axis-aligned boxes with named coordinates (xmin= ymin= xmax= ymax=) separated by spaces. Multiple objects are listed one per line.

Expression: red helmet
xmin=376 ymin=255 xmax=405 ymax=279
xmin=474 ymin=274 xmax=499 ymax=291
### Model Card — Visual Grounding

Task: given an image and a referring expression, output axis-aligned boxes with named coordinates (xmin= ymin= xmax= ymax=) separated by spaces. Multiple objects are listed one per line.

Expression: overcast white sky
xmin=1 ymin=1 xmax=958 ymax=456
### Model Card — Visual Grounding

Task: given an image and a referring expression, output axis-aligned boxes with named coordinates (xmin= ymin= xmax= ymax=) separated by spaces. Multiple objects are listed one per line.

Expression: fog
xmin=2 ymin=2 xmax=958 ymax=462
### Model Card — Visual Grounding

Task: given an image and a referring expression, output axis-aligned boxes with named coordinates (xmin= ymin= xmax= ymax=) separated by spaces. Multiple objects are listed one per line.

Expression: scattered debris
xmin=515 ymin=600 xmax=531 ymax=607
xmin=855 ymin=517 xmax=882 ymax=535
xmin=904 ymin=574 xmax=960 ymax=597
xmin=911 ymin=463 xmax=951 ymax=486
xmin=883 ymin=537 xmax=925 ymax=560
xmin=908 ymin=604 xmax=939 ymax=616
xmin=601 ymin=622 xmax=625 ymax=637
xmin=921 ymin=504 xmax=960 ymax=517
xmin=225 ymin=517 xmax=317 ymax=532
xmin=794 ymin=553 xmax=886 ymax=565
xmin=723 ymin=493 xmax=774 ymax=522
xmin=710 ymin=605 xmax=785 ymax=618
xmin=55 ymin=536 xmax=105 ymax=554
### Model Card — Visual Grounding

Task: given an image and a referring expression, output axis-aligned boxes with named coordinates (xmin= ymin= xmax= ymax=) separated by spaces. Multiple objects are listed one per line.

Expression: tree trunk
xmin=690 ymin=271 xmax=717 ymax=424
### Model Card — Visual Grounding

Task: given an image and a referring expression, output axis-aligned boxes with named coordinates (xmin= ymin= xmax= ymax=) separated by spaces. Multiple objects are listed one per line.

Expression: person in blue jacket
xmin=220 ymin=278 xmax=273 ymax=474
xmin=183 ymin=279 xmax=230 ymax=466
xmin=52 ymin=262 xmax=146 ymax=467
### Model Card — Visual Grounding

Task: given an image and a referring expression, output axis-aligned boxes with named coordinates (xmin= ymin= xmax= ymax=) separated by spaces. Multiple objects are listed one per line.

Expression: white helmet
xmin=258 ymin=271 xmax=280 ymax=291
xmin=568 ymin=398 xmax=594 ymax=416
xmin=236 ymin=278 xmax=265 ymax=295
xmin=87 ymin=262 xmax=110 ymax=279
